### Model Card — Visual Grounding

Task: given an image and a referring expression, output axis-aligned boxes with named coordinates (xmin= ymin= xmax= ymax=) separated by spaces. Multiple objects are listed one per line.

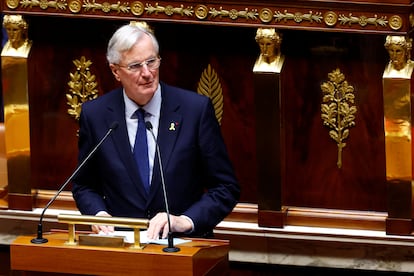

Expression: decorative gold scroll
xmin=338 ymin=14 xmax=388 ymax=27
xmin=66 ymin=56 xmax=99 ymax=121
xmin=274 ymin=10 xmax=323 ymax=23
xmin=197 ymin=64 xmax=224 ymax=125
xmin=321 ymin=68 xmax=357 ymax=169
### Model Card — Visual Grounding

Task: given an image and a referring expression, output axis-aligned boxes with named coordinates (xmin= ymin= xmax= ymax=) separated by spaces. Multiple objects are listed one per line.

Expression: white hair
xmin=106 ymin=24 xmax=159 ymax=64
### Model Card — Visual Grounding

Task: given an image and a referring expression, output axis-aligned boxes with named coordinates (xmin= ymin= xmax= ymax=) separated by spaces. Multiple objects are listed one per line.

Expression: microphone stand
xmin=146 ymin=122 xmax=180 ymax=252
xmin=31 ymin=122 xmax=118 ymax=244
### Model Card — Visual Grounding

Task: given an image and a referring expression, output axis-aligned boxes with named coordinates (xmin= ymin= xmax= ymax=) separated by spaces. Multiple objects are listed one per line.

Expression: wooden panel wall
xmin=2 ymin=0 xmax=413 ymax=231
xmin=281 ymin=31 xmax=388 ymax=212
xmin=24 ymin=15 xmax=390 ymax=212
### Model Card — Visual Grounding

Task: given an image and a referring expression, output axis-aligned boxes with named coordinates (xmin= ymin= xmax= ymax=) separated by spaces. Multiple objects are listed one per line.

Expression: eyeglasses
xmin=117 ymin=57 xmax=161 ymax=72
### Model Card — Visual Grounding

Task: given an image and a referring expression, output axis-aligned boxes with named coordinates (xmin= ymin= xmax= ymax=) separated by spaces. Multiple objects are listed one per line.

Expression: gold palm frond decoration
xmin=66 ymin=56 xmax=99 ymax=120
xmin=321 ymin=68 xmax=357 ymax=168
xmin=197 ymin=64 xmax=224 ymax=124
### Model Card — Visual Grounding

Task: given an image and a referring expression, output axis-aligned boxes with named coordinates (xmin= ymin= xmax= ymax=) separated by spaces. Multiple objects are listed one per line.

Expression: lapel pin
xmin=169 ymin=122 xmax=179 ymax=131
xmin=169 ymin=122 xmax=176 ymax=131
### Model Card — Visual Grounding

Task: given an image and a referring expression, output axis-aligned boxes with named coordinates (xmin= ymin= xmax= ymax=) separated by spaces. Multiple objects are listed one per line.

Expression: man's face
xmin=110 ymin=34 xmax=160 ymax=106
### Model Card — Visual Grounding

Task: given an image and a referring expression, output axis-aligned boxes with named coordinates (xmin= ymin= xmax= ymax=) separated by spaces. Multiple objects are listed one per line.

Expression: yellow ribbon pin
xmin=169 ymin=122 xmax=176 ymax=131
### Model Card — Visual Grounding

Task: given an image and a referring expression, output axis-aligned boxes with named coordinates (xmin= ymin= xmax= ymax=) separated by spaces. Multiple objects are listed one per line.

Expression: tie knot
xmin=136 ymin=108 xmax=146 ymax=120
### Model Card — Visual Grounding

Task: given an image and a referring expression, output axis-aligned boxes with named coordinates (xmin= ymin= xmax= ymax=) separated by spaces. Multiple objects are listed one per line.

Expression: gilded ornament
xmin=6 ymin=0 xmax=19 ymax=9
xmin=293 ymin=12 xmax=302 ymax=23
xmin=40 ymin=0 xmax=50 ymax=9
xmin=165 ymin=5 xmax=174 ymax=16
xmin=324 ymin=11 xmax=337 ymax=27
xmin=197 ymin=64 xmax=224 ymax=124
xmin=389 ymin=15 xmax=403 ymax=30
xmin=209 ymin=7 xmax=257 ymax=20
xmin=20 ymin=0 xmax=67 ymax=10
xmin=410 ymin=13 xmax=414 ymax=27
xmin=68 ymin=0 xmax=82 ymax=13
xmin=145 ymin=3 xmax=193 ymax=17
xmin=259 ymin=8 xmax=273 ymax=23
xmin=66 ymin=56 xmax=99 ymax=121
xmin=131 ymin=1 xmax=144 ymax=16
xmin=195 ymin=5 xmax=208 ymax=20
xmin=359 ymin=15 xmax=368 ymax=27
xmin=102 ymin=2 xmax=111 ymax=12
xmin=339 ymin=13 xmax=387 ymax=27
xmin=83 ymin=0 xmax=128 ymax=13
xmin=274 ymin=10 xmax=323 ymax=23
xmin=229 ymin=9 xmax=238 ymax=20
xmin=320 ymin=68 xmax=357 ymax=169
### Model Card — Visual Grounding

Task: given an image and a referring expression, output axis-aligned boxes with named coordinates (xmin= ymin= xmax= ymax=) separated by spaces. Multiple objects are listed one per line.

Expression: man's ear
xmin=109 ymin=64 xmax=121 ymax=82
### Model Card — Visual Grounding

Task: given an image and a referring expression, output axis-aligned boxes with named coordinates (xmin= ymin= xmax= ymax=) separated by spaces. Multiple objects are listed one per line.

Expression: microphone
xmin=31 ymin=121 xmax=119 ymax=244
xmin=145 ymin=121 xmax=180 ymax=253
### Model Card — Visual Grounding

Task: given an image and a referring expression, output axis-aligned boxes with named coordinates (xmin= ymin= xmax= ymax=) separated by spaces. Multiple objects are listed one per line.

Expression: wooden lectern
xmin=10 ymin=232 xmax=229 ymax=275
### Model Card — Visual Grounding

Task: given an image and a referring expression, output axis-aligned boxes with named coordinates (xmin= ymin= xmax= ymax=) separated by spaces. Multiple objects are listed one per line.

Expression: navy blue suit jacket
xmin=72 ymin=82 xmax=240 ymax=236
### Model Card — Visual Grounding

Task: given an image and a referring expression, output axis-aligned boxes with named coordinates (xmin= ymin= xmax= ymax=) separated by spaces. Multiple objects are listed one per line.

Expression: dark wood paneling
xmin=282 ymin=31 xmax=387 ymax=212
xmin=11 ymin=14 xmax=392 ymax=218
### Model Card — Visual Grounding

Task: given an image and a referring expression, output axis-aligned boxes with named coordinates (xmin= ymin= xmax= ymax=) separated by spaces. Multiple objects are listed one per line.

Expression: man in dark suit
xmin=71 ymin=22 xmax=240 ymax=240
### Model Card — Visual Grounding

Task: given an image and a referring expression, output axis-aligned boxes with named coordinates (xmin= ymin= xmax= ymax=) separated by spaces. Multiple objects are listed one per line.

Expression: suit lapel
xmin=104 ymin=89 xmax=148 ymax=196
xmin=147 ymin=84 xmax=182 ymax=203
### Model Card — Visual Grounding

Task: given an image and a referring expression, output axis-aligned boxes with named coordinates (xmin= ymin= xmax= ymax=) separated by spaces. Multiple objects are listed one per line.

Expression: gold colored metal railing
xmin=58 ymin=214 xmax=149 ymax=249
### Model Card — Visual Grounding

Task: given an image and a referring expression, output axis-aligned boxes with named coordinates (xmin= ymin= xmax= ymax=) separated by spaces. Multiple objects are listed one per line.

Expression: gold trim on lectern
xmin=58 ymin=214 xmax=149 ymax=249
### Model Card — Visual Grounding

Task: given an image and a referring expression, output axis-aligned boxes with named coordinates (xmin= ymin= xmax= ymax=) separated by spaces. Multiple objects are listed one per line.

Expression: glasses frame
xmin=116 ymin=56 xmax=161 ymax=72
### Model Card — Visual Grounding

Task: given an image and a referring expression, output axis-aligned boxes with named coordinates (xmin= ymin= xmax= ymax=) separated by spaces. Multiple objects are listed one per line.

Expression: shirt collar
xmin=123 ymin=85 xmax=161 ymax=119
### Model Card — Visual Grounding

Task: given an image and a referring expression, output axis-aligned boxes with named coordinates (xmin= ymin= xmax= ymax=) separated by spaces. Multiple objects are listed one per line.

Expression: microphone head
xmin=145 ymin=121 xmax=153 ymax=130
xmin=110 ymin=121 xmax=119 ymax=130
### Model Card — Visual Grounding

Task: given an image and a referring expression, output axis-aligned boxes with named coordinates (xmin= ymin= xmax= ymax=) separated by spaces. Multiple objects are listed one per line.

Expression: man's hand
xmin=147 ymin=213 xmax=192 ymax=240
xmin=91 ymin=211 xmax=114 ymax=234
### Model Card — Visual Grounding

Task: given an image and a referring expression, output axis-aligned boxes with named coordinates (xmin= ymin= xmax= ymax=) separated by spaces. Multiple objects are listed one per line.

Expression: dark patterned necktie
xmin=133 ymin=108 xmax=150 ymax=193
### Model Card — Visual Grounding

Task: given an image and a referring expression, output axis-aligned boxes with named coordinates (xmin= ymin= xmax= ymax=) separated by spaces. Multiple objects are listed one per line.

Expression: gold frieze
xmin=209 ymin=7 xmax=257 ymax=20
xmin=338 ymin=13 xmax=388 ymax=28
xmin=66 ymin=56 xmax=99 ymax=121
xmin=321 ymin=69 xmax=357 ymax=169
xmin=19 ymin=0 xmax=66 ymax=10
xmin=145 ymin=3 xmax=193 ymax=17
xmin=83 ymin=0 xmax=129 ymax=13
xmin=197 ymin=64 xmax=223 ymax=125
xmin=4 ymin=0 xmax=404 ymax=33
xmin=274 ymin=10 xmax=323 ymax=23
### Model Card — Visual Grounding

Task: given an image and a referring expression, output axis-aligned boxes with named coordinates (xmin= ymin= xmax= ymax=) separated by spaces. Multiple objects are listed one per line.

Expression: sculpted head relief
xmin=384 ymin=35 xmax=413 ymax=77
xmin=253 ymin=28 xmax=284 ymax=73
xmin=1 ymin=14 xmax=32 ymax=57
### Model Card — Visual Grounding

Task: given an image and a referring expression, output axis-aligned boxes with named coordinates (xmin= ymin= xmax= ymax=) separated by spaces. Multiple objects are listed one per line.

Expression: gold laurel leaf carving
xmin=197 ymin=64 xmax=224 ymax=125
xmin=66 ymin=56 xmax=99 ymax=121
xmin=320 ymin=68 xmax=357 ymax=169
